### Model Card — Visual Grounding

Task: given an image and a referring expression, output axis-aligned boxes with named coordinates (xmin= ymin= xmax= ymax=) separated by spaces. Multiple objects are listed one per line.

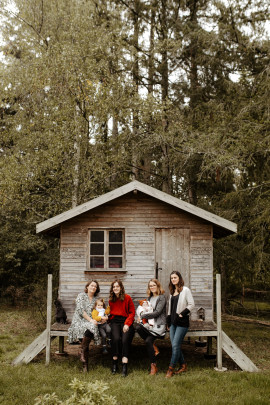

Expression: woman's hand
xmin=123 ymin=324 xmax=129 ymax=333
xmin=179 ymin=314 xmax=183 ymax=318
xmin=91 ymin=319 xmax=98 ymax=325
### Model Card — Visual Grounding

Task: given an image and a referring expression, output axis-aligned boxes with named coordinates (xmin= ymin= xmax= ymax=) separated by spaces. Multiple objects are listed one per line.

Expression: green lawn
xmin=0 ymin=305 xmax=269 ymax=405
xmin=226 ymin=297 xmax=270 ymax=320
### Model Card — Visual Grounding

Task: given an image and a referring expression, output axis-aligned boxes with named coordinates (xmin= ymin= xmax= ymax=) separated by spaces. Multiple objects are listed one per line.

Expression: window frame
xmin=87 ymin=228 xmax=126 ymax=272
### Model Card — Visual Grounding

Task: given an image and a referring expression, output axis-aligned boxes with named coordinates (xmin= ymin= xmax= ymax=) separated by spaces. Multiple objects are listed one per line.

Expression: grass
xmin=0 ymin=304 xmax=270 ymax=405
xmin=226 ymin=297 xmax=270 ymax=320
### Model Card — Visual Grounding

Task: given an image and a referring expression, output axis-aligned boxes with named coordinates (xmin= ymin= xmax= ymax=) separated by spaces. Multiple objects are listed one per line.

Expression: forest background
xmin=0 ymin=0 xmax=269 ymax=311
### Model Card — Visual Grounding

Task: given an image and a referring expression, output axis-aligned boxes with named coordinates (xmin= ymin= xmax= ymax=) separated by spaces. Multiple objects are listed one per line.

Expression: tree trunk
xmin=131 ymin=0 xmax=140 ymax=180
xmin=160 ymin=0 xmax=171 ymax=193
xmin=72 ymin=106 xmax=81 ymax=208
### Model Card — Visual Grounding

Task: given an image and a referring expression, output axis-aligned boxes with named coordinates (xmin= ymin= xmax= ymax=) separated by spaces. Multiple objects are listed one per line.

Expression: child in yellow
xmin=92 ymin=298 xmax=111 ymax=354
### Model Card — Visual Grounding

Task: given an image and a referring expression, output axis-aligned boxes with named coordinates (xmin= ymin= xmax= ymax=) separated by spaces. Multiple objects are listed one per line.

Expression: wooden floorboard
xmin=50 ymin=320 xmax=217 ymax=337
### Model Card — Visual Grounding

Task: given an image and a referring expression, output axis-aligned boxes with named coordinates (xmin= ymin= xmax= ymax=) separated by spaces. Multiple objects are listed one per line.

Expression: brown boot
xmin=80 ymin=336 xmax=91 ymax=372
xmin=175 ymin=363 xmax=187 ymax=374
xmin=149 ymin=363 xmax=158 ymax=375
xmin=165 ymin=366 xmax=174 ymax=378
xmin=153 ymin=343 xmax=160 ymax=356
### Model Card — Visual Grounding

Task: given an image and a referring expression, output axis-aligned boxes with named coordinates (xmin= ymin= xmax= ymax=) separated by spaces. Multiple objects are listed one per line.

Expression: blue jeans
xmin=169 ymin=324 xmax=188 ymax=367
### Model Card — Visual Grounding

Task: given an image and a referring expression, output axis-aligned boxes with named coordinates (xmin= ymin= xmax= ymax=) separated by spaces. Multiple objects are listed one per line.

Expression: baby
xmin=92 ymin=298 xmax=111 ymax=354
xmin=136 ymin=299 xmax=155 ymax=329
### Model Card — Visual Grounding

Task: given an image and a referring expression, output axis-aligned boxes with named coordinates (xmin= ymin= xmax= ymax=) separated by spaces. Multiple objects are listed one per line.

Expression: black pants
xmin=110 ymin=322 xmax=134 ymax=359
xmin=98 ymin=323 xmax=111 ymax=345
xmin=136 ymin=323 xmax=157 ymax=363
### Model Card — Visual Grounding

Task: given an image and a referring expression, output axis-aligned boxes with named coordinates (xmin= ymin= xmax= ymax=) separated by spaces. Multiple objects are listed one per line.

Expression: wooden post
xmin=207 ymin=337 xmax=212 ymax=355
xmin=58 ymin=336 xmax=64 ymax=354
xmin=215 ymin=274 xmax=227 ymax=371
xmin=45 ymin=274 xmax=52 ymax=364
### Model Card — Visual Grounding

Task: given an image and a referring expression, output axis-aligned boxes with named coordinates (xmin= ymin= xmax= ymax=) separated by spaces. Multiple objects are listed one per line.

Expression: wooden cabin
xmin=13 ymin=181 xmax=259 ymax=372
xmin=36 ymin=180 xmax=237 ymax=321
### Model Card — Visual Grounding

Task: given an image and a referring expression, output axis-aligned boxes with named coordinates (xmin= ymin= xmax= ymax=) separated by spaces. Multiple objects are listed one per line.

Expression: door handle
xmin=155 ymin=263 xmax=163 ymax=278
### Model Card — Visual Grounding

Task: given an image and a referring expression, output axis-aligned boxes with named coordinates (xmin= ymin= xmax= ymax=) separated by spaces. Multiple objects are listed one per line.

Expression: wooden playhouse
xmin=13 ymin=180 xmax=258 ymax=371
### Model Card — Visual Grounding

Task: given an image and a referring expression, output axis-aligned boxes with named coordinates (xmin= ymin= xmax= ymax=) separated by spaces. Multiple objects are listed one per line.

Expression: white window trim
xmin=87 ymin=228 xmax=126 ymax=272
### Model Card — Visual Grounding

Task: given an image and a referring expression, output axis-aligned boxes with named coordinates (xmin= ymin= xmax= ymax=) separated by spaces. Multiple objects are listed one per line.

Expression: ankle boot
xmin=111 ymin=359 xmax=119 ymax=374
xmin=122 ymin=362 xmax=128 ymax=377
xmin=80 ymin=336 xmax=91 ymax=372
xmin=153 ymin=343 xmax=160 ymax=356
xmin=165 ymin=366 xmax=174 ymax=378
xmin=175 ymin=363 xmax=187 ymax=374
xmin=149 ymin=363 xmax=158 ymax=375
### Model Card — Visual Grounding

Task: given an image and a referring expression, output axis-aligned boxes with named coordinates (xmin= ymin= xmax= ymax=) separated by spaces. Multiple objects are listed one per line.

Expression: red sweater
xmin=109 ymin=294 xmax=135 ymax=327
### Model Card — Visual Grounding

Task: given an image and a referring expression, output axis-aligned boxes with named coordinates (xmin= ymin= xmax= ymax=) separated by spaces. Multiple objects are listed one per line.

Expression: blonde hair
xmin=146 ymin=279 xmax=165 ymax=297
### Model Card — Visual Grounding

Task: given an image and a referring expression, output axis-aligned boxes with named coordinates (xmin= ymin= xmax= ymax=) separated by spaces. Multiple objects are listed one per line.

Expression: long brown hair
xmin=168 ymin=271 xmax=184 ymax=295
xmin=146 ymin=279 xmax=165 ymax=297
xmin=84 ymin=280 xmax=100 ymax=296
xmin=109 ymin=279 xmax=125 ymax=302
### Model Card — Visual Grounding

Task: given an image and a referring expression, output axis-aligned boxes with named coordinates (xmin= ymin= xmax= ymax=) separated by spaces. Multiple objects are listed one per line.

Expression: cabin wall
xmin=59 ymin=192 xmax=213 ymax=321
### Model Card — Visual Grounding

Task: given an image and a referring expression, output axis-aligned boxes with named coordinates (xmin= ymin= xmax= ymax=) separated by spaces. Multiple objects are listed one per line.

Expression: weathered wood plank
xmin=12 ymin=330 xmax=47 ymax=365
xmin=46 ymin=275 xmax=52 ymax=364
xmin=222 ymin=331 xmax=259 ymax=372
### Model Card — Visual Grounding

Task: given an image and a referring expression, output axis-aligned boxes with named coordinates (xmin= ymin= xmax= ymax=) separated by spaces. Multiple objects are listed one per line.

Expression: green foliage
xmin=0 ymin=0 xmax=269 ymax=295
xmin=34 ymin=378 xmax=117 ymax=405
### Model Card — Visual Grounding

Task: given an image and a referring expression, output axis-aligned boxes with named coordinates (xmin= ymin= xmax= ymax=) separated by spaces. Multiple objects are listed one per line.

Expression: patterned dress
xmin=68 ymin=292 xmax=101 ymax=345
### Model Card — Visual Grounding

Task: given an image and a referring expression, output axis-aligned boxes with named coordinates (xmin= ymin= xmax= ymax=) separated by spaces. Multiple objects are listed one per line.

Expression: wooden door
xmin=155 ymin=229 xmax=190 ymax=297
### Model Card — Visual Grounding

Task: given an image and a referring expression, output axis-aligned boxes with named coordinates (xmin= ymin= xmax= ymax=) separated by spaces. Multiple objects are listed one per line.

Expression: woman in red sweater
xmin=109 ymin=279 xmax=135 ymax=377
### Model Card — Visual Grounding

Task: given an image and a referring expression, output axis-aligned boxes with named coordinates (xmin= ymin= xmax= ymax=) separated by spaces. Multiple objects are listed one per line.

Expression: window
xmin=89 ymin=230 xmax=124 ymax=269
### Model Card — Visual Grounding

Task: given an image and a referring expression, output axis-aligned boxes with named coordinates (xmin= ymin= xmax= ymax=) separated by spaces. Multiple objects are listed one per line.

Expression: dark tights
xmin=110 ymin=322 xmax=134 ymax=359
xmin=136 ymin=324 xmax=157 ymax=363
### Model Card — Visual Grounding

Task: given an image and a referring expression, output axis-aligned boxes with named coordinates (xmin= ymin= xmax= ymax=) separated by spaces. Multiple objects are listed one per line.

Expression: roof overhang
xmin=36 ymin=180 xmax=237 ymax=238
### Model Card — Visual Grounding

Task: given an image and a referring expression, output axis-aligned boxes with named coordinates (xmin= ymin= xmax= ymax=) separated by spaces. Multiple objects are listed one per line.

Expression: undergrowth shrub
xmin=34 ymin=378 xmax=117 ymax=405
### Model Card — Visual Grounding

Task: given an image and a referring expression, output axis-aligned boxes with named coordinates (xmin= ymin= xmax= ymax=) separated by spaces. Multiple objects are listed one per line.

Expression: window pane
xmin=90 ymin=257 xmax=104 ymax=268
xmin=90 ymin=244 xmax=104 ymax=255
xmin=109 ymin=231 xmax=122 ymax=242
xmin=109 ymin=257 xmax=122 ymax=268
xmin=109 ymin=244 xmax=122 ymax=255
xmin=91 ymin=231 xmax=104 ymax=242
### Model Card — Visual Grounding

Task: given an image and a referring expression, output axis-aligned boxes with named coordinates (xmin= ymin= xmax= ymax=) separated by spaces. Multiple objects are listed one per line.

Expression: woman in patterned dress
xmin=68 ymin=280 xmax=104 ymax=372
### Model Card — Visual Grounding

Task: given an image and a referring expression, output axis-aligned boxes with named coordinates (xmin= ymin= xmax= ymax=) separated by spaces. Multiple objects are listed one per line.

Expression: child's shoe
xmin=102 ymin=345 xmax=109 ymax=355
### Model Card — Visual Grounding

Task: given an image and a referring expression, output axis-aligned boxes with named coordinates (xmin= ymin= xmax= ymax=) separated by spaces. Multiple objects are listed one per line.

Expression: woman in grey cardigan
xmin=136 ymin=278 xmax=166 ymax=375
xmin=166 ymin=271 xmax=195 ymax=378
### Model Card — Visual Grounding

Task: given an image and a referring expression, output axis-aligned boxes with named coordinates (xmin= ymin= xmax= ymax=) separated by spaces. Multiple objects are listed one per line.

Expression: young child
xmin=92 ymin=298 xmax=111 ymax=354
xmin=136 ymin=299 xmax=155 ymax=329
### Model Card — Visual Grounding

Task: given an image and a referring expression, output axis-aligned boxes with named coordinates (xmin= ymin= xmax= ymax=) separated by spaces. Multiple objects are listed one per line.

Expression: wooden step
xmin=222 ymin=331 xmax=259 ymax=372
xmin=12 ymin=330 xmax=48 ymax=366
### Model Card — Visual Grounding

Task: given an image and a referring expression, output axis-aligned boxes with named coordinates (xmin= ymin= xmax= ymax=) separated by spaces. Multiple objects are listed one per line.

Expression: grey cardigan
xmin=141 ymin=294 xmax=166 ymax=327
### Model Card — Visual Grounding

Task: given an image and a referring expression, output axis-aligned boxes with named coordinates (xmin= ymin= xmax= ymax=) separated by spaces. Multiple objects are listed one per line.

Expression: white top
xmin=97 ymin=308 xmax=106 ymax=317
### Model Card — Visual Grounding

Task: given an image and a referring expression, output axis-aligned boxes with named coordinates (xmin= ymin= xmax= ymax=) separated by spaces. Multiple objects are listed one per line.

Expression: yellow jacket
xmin=92 ymin=306 xmax=110 ymax=322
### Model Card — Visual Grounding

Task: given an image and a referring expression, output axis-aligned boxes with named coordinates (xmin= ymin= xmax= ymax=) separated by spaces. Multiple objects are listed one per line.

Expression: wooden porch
xmin=12 ymin=275 xmax=259 ymax=372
